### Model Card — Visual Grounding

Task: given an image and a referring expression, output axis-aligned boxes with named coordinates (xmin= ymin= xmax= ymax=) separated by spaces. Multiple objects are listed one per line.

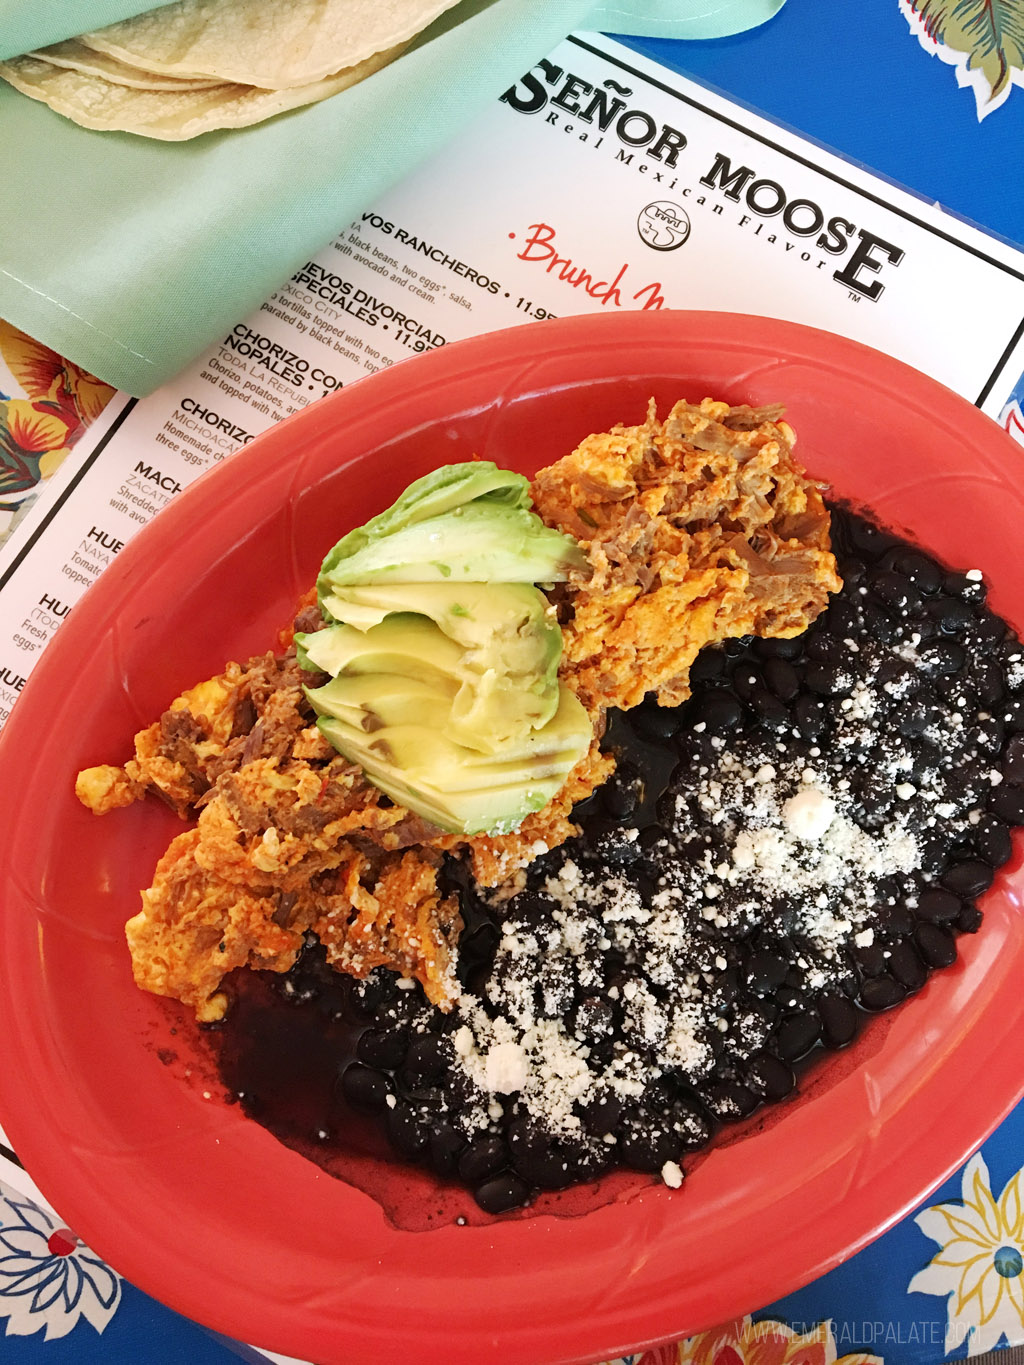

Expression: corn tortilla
xmin=0 ymin=45 xmax=405 ymax=139
xmin=78 ymin=0 xmax=464 ymax=90
xmin=32 ymin=38 xmax=225 ymax=91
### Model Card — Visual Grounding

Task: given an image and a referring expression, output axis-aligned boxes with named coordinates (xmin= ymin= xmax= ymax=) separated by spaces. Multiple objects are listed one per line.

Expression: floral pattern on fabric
xmin=909 ymin=1150 xmax=1024 ymax=1355
xmin=899 ymin=0 xmax=1024 ymax=120
xmin=0 ymin=319 xmax=114 ymax=539
xmin=603 ymin=1315 xmax=883 ymax=1365
xmin=0 ymin=1191 xmax=121 ymax=1340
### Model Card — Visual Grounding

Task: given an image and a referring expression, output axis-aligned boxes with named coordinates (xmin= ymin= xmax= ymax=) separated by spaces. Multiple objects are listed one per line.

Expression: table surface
xmin=2 ymin=3 xmax=1024 ymax=1363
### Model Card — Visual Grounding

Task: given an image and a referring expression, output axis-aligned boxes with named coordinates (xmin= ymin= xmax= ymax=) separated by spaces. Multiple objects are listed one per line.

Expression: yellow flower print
xmin=909 ymin=1151 xmax=1024 ymax=1355
xmin=3 ymin=400 xmax=71 ymax=456
xmin=0 ymin=321 xmax=114 ymax=427
xmin=0 ymin=323 xmax=113 ymax=518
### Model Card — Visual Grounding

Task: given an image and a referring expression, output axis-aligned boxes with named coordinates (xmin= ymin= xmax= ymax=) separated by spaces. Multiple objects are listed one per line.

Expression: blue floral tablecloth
xmin=3 ymin=1094 xmax=1024 ymax=1362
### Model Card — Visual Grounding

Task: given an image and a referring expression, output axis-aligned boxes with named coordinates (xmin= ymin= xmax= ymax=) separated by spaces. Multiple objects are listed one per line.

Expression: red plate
xmin=1 ymin=311 xmax=1023 ymax=1365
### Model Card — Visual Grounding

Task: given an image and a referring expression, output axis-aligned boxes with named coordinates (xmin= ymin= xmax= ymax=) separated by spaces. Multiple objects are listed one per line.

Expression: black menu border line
xmin=570 ymin=34 xmax=1024 ymax=409
xmin=0 ymin=396 xmax=139 ymax=596
xmin=0 ymin=1142 xmax=22 ymax=1170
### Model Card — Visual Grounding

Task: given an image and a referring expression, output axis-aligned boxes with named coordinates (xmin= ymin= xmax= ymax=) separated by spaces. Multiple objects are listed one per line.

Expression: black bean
xmin=889 ymin=550 xmax=942 ymax=594
xmin=969 ymin=716 xmax=1005 ymax=754
xmin=989 ymin=786 xmax=1024 ymax=825
xmin=975 ymin=816 xmax=1013 ymax=866
xmin=941 ymin=860 xmax=995 ymax=898
xmin=854 ymin=773 xmax=895 ymax=829
xmin=918 ymin=639 xmax=967 ymax=676
xmin=870 ymin=570 xmax=922 ymax=614
xmin=690 ymin=648 xmax=726 ymax=682
xmin=1002 ymin=735 xmax=1024 ymax=785
xmin=573 ymin=996 xmax=615 ymax=1045
xmin=927 ymin=597 xmax=975 ymax=635
xmin=859 ymin=975 xmax=906 ymax=1011
xmin=863 ymin=604 xmax=901 ymax=644
xmin=732 ymin=666 xmax=763 ymax=702
xmin=805 ymin=663 xmax=855 ymax=697
xmin=670 ymin=1099 xmax=713 ymax=1150
xmin=853 ymin=942 xmax=888 ymax=977
xmin=428 ymin=1122 xmax=467 ymax=1177
xmin=910 ymin=740 xmax=942 ymax=781
xmin=746 ymin=1051 xmax=796 ymax=1101
xmin=744 ymin=951 xmax=788 ymax=994
xmin=957 ymin=904 xmax=984 ymax=933
xmin=580 ymin=1094 xmax=623 ymax=1136
xmin=1004 ymin=699 xmax=1024 ymax=733
xmin=403 ymin=1034 xmax=451 ymax=1087
xmin=722 ymin=637 xmax=753 ymax=658
xmin=916 ymin=889 xmax=963 ymax=924
xmin=511 ymin=1142 xmax=575 ymax=1191
xmin=826 ymin=601 xmax=862 ymax=637
xmin=976 ymin=614 xmax=1005 ymax=644
xmin=632 ymin=705 xmax=681 ymax=743
xmin=356 ymin=1026 xmax=408 ymax=1071
xmin=691 ymin=690 xmax=744 ymax=734
xmin=603 ymin=765 xmax=643 ymax=819
xmin=748 ymin=687 xmax=791 ymax=731
xmin=875 ymin=902 xmax=916 ymax=937
xmin=887 ymin=941 xmax=928 ymax=991
xmin=474 ymin=1173 xmax=530 ymax=1214
xmin=818 ymin=993 xmax=858 ymax=1047
xmin=341 ymin=1063 xmax=393 ymax=1110
xmin=807 ymin=635 xmax=847 ymax=664
xmin=943 ymin=570 xmax=986 ymax=603
xmin=918 ymin=835 xmax=948 ymax=875
xmin=774 ymin=1012 xmax=821 ymax=1061
xmin=385 ymin=1102 xmax=428 ymax=1158
xmin=936 ymin=673 xmax=975 ymax=706
xmin=352 ymin=970 xmax=398 ymax=1014
xmin=753 ymin=634 xmax=804 ymax=661
xmin=915 ymin=922 xmax=958 ymax=968
xmin=837 ymin=555 xmax=868 ymax=585
xmin=898 ymin=697 xmax=942 ymax=738
xmin=704 ymin=1081 xmax=760 ymax=1122
xmin=618 ymin=1114 xmax=682 ymax=1169
xmin=976 ymin=662 xmax=1007 ymax=707
xmin=794 ymin=693 xmax=828 ymax=740
xmin=762 ymin=657 xmax=800 ymax=702
xmin=874 ymin=657 xmax=921 ymax=696
xmin=458 ymin=1135 xmax=509 ymax=1183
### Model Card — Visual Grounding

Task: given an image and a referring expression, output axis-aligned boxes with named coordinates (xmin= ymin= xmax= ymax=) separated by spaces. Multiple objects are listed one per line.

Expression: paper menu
xmin=2 ymin=29 xmax=1024 ymax=730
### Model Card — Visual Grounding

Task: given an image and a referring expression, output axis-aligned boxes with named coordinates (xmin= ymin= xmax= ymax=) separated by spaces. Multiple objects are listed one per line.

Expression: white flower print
xmin=909 ymin=1151 xmax=1024 ymax=1356
xmin=0 ymin=1190 xmax=121 ymax=1340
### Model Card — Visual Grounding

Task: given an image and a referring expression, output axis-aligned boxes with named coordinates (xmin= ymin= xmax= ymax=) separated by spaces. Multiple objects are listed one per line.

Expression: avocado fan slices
xmin=295 ymin=462 xmax=592 ymax=836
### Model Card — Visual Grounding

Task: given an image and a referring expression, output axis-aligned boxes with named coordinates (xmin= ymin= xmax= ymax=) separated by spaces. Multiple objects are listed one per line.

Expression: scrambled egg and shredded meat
xmin=76 ymin=399 xmax=840 ymax=1021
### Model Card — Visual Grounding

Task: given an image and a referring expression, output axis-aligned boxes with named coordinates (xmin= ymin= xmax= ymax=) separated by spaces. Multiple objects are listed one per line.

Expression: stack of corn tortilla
xmin=0 ymin=0 xmax=462 ymax=139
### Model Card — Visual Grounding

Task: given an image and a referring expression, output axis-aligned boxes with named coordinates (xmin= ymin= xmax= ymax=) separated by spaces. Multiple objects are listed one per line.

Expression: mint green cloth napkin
xmin=0 ymin=0 xmax=784 ymax=395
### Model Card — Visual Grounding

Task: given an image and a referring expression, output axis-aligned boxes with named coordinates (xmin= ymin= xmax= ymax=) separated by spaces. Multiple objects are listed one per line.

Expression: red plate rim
xmin=1 ymin=310 xmax=1023 ymax=1365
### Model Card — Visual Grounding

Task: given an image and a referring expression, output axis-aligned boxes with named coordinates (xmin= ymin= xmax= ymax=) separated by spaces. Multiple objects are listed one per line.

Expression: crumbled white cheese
xmin=661 ymin=1160 xmax=684 ymax=1189
xmin=782 ymin=787 xmax=837 ymax=841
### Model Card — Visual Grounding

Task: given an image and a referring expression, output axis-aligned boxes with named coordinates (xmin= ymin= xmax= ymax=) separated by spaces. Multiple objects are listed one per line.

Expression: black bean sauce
xmin=209 ymin=506 xmax=1024 ymax=1219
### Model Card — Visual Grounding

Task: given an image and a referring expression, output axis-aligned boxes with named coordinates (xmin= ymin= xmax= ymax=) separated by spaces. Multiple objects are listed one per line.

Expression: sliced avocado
xmin=320 ymin=582 xmax=562 ymax=751
xmin=319 ymin=503 xmax=585 ymax=591
xmin=301 ymin=589 xmax=562 ymax=756
xmin=317 ymin=462 xmax=534 ymax=603
xmin=302 ymin=459 xmax=592 ymax=836
xmin=305 ymin=673 xmax=456 ymax=733
xmin=315 ymin=685 xmax=591 ymax=835
xmin=296 ymin=615 xmax=464 ymax=680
